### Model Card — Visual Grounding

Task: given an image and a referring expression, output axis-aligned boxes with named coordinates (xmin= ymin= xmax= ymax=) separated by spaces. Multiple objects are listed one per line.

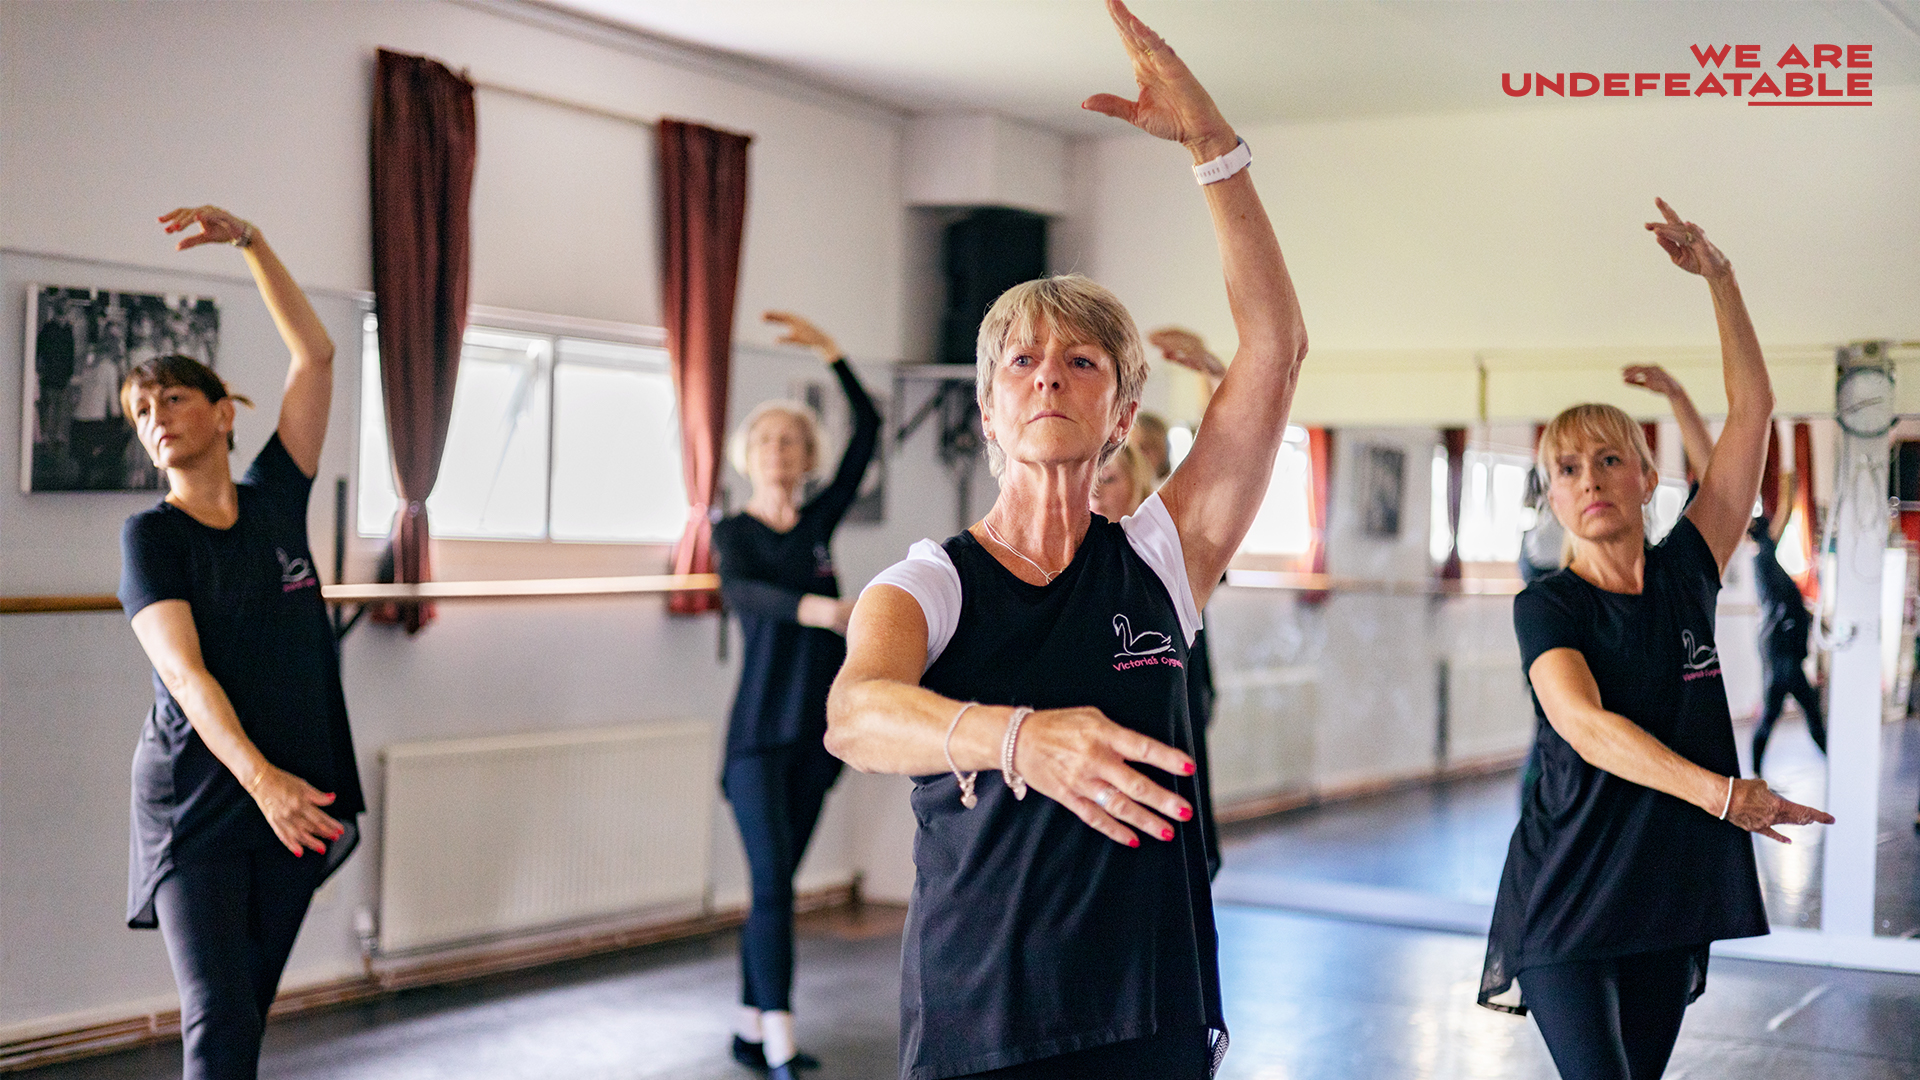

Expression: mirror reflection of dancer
xmin=829 ymin=3 xmax=1308 ymax=1075
xmin=713 ymin=312 xmax=879 ymax=1078
xmin=1480 ymin=200 xmax=1833 ymax=1080
xmin=118 ymin=206 xmax=362 ymax=1080
xmin=1746 ymin=513 xmax=1826 ymax=774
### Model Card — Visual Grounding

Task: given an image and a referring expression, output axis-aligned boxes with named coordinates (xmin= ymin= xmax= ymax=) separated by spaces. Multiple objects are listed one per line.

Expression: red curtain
xmin=1439 ymin=428 xmax=1467 ymax=583
xmin=369 ymin=49 xmax=476 ymax=633
xmin=1303 ymin=428 xmax=1334 ymax=604
xmin=1792 ymin=421 xmax=1818 ymax=602
xmin=1640 ymin=421 xmax=1660 ymax=469
xmin=659 ymin=118 xmax=752 ymax=615
xmin=1759 ymin=421 xmax=1782 ymax=522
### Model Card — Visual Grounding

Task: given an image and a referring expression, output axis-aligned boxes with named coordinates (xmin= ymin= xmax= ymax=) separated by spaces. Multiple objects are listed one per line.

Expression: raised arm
xmin=128 ymin=600 xmax=346 ymax=856
xmin=1622 ymin=364 xmax=1714 ymax=480
xmin=1649 ymin=200 xmax=1773 ymax=571
xmin=161 ymin=207 xmax=335 ymax=477
xmin=1148 ymin=326 xmax=1228 ymax=413
xmin=1529 ymin=647 xmax=1830 ymax=841
xmin=1084 ymin=1 xmax=1307 ymax=610
xmin=827 ymin=585 xmax=1195 ymax=848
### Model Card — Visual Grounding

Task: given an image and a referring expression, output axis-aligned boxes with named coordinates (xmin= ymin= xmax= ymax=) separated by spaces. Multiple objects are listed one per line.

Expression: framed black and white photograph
xmin=20 ymin=283 xmax=220 ymax=492
xmin=1361 ymin=443 xmax=1406 ymax=538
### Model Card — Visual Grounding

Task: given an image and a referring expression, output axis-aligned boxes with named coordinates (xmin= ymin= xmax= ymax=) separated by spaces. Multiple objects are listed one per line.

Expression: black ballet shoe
xmin=730 ymin=1037 xmax=819 ymax=1072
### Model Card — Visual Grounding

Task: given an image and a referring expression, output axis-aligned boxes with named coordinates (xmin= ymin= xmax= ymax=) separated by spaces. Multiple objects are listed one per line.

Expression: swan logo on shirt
xmin=1681 ymin=629 xmax=1721 ymax=681
xmin=1112 ymin=613 xmax=1182 ymax=671
xmin=277 ymin=548 xmax=317 ymax=593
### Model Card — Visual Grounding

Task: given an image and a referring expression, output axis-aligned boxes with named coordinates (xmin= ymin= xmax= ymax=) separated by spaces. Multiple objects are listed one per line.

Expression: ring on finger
xmin=1093 ymin=786 xmax=1116 ymax=809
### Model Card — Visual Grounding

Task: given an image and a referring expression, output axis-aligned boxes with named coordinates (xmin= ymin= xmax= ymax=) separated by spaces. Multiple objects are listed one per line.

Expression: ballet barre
xmin=1224 ymin=570 xmax=1523 ymax=596
xmin=0 ymin=575 xmax=722 ymax=616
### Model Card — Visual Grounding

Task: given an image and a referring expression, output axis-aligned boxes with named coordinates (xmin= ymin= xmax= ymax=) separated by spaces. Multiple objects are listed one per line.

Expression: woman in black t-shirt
xmin=1480 ymin=201 xmax=1832 ymax=1080
xmin=712 ymin=311 xmax=879 ymax=1076
xmin=827 ymin=5 xmax=1309 ymax=1077
xmin=118 ymin=206 xmax=361 ymax=1080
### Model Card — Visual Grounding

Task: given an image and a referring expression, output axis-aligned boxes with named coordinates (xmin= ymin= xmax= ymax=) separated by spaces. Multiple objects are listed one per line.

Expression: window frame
xmin=356 ymin=305 xmax=684 ymax=578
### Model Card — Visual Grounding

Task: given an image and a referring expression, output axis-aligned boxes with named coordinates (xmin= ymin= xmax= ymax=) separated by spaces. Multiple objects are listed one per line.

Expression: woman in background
xmin=712 ymin=312 xmax=880 ymax=1077
xmin=1480 ymin=200 xmax=1832 ymax=1080
xmin=119 ymin=205 xmax=361 ymax=1080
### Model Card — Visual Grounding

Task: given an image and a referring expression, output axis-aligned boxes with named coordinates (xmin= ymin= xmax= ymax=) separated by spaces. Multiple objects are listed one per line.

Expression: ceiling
xmin=538 ymin=0 xmax=1920 ymax=133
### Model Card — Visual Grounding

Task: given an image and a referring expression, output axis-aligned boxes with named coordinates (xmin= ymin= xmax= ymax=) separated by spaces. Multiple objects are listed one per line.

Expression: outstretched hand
xmin=763 ymin=310 xmax=840 ymax=364
xmin=159 ymin=205 xmax=252 ymax=251
xmin=1645 ymin=198 xmax=1731 ymax=280
xmin=1082 ymin=0 xmax=1236 ymax=159
xmin=1622 ymin=364 xmax=1685 ymax=399
xmin=1010 ymin=706 xmax=1196 ymax=848
xmin=1725 ymin=778 xmax=1834 ymax=844
xmin=1148 ymin=327 xmax=1227 ymax=379
xmin=247 ymin=763 xmax=346 ymax=857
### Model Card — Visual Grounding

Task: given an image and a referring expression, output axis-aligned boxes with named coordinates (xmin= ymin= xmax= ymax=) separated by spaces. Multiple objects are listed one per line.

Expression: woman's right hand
xmin=1724 ymin=778 xmax=1834 ymax=843
xmin=159 ymin=205 xmax=252 ymax=251
xmin=247 ymin=764 xmax=346 ymax=856
xmin=1011 ymin=706 xmax=1195 ymax=847
xmin=1148 ymin=327 xmax=1227 ymax=379
xmin=763 ymin=311 xmax=840 ymax=364
xmin=1082 ymin=0 xmax=1237 ymax=161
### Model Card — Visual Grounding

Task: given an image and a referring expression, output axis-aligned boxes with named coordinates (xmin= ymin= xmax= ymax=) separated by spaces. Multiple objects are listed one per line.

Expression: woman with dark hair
xmin=712 ymin=311 xmax=880 ymax=1076
xmin=828 ymin=4 xmax=1308 ymax=1075
xmin=118 ymin=205 xmax=361 ymax=1080
xmin=1480 ymin=200 xmax=1833 ymax=1080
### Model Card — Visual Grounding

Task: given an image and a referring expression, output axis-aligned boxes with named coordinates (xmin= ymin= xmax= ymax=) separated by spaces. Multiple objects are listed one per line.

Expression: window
xmin=358 ymin=315 xmax=687 ymax=543
xmin=1238 ymin=425 xmax=1313 ymax=556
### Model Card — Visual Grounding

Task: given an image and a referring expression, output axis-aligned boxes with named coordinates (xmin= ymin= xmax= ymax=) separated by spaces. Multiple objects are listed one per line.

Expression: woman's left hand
xmin=1725 ymin=777 xmax=1834 ymax=843
xmin=159 ymin=205 xmax=252 ymax=251
xmin=1082 ymin=0 xmax=1237 ymax=160
xmin=1645 ymin=198 xmax=1732 ymax=281
xmin=1622 ymin=364 xmax=1684 ymax=399
xmin=1148 ymin=327 xmax=1227 ymax=379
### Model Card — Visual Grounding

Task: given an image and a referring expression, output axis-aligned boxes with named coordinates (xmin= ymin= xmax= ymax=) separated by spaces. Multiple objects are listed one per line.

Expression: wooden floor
xmin=19 ymin=715 xmax=1920 ymax=1080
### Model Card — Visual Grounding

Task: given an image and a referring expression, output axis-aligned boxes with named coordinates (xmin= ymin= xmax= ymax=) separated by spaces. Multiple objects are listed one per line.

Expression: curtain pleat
xmin=369 ymin=48 xmax=476 ymax=633
xmin=659 ymin=118 xmax=752 ymax=615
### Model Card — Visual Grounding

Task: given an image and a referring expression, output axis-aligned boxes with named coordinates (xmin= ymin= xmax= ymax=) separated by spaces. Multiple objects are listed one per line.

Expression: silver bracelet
xmin=1001 ymin=707 xmax=1033 ymax=800
xmin=233 ymin=221 xmax=254 ymax=250
xmin=944 ymin=702 xmax=979 ymax=809
xmin=1718 ymin=775 xmax=1735 ymax=820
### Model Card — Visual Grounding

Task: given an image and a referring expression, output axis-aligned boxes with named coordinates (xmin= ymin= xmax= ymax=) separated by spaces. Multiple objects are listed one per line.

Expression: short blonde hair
xmin=727 ymin=400 xmax=821 ymax=480
xmin=975 ymin=275 xmax=1149 ymax=478
xmin=1536 ymin=403 xmax=1657 ymax=479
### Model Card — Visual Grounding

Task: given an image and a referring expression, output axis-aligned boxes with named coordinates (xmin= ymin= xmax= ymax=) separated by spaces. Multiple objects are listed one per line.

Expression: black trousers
xmin=723 ymin=740 xmax=844 ymax=1011
xmin=152 ymin=844 xmax=328 ymax=1080
xmin=952 ymin=1028 xmax=1213 ymax=1080
xmin=1517 ymin=945 xmax=1697 ymax=1080
xmin=1753 ymin=651 xmax=1826 ymax=772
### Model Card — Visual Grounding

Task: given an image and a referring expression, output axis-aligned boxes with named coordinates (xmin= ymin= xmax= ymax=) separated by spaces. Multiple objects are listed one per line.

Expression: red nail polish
xmin=1129 ymin=837 xmax=1140 ymax=848
xmin=1183 ymin=762 xmax=1196 ymax=775
xmin=1161 ymin=828 xmax=1173 ymax=841
xmin=1178 ymin=807 xmax=1192 ymax=821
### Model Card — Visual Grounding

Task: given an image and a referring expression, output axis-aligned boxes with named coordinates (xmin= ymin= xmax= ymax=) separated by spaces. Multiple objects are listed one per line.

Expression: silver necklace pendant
xmin=983 ymin=519 xmax=1061 ymax=583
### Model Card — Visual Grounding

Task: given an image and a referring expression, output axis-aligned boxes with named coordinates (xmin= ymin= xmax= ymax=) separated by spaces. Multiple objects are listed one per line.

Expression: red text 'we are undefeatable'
xmin=1503 ymin=44 xmax=1873 ymax=106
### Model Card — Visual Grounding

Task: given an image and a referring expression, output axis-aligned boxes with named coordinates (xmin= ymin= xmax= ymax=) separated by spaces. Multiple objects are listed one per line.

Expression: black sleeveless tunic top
xmin=900 ymin=521 xmax=1222 ymax=1079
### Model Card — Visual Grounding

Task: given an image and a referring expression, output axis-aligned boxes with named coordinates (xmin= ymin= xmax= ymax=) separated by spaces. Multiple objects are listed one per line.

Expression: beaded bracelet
xmin=1001 ymin=707 xmax=1033 ymax=800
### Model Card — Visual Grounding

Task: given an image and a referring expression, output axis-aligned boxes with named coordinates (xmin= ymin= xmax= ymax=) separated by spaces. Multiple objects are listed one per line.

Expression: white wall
xmin=1070 ymin=88 xmax=1920 ymax=426
xmin=0 ymin=0 xmax=925 ymax=1038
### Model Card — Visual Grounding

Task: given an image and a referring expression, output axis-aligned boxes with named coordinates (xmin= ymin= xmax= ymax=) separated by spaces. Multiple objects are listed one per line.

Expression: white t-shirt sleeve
xmin=862 ymin=539 xmax=962 ymax=672
xmin=1121 ymin=492 xmax=1204 ymax=647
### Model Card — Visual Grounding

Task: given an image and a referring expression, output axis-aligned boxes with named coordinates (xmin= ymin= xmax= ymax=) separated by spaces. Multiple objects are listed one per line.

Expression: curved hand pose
xmin=711 ymin=310 xmax=879 ymax=1076
xmin=1481 ymin=199 xmax=1831 ymax=1080
xmin=828 ymin=3 xmax=1306 ymax=1075
xmin=119 ymin=207 xmax=363 ymax=1080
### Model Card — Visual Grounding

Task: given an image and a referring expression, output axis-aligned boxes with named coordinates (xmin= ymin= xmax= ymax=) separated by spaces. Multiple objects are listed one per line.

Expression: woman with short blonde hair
xmin=827 ymin=4 xmax=1309 ymax=1075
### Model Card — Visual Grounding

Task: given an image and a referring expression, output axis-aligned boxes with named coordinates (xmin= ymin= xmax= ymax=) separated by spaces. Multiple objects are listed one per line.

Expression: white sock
xmin=735 ymin=1006 xmax=763 ymax=1042
xmin=762 ymin=1010 xmax=796 ymax=1067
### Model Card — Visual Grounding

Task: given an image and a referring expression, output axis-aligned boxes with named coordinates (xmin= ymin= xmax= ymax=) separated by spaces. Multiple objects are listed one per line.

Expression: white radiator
xmin=377 ymin=721 xmax=717 ymax=955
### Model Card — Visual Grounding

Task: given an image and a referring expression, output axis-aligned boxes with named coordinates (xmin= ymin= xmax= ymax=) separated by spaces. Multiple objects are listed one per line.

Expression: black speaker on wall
xmin=939 ymin=208 xmax=1048 ymax=366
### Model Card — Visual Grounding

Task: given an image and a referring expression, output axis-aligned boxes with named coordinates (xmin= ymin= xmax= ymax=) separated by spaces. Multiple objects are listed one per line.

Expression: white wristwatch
xmin=1192 ymin=138 xmax=1252 ymax=185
